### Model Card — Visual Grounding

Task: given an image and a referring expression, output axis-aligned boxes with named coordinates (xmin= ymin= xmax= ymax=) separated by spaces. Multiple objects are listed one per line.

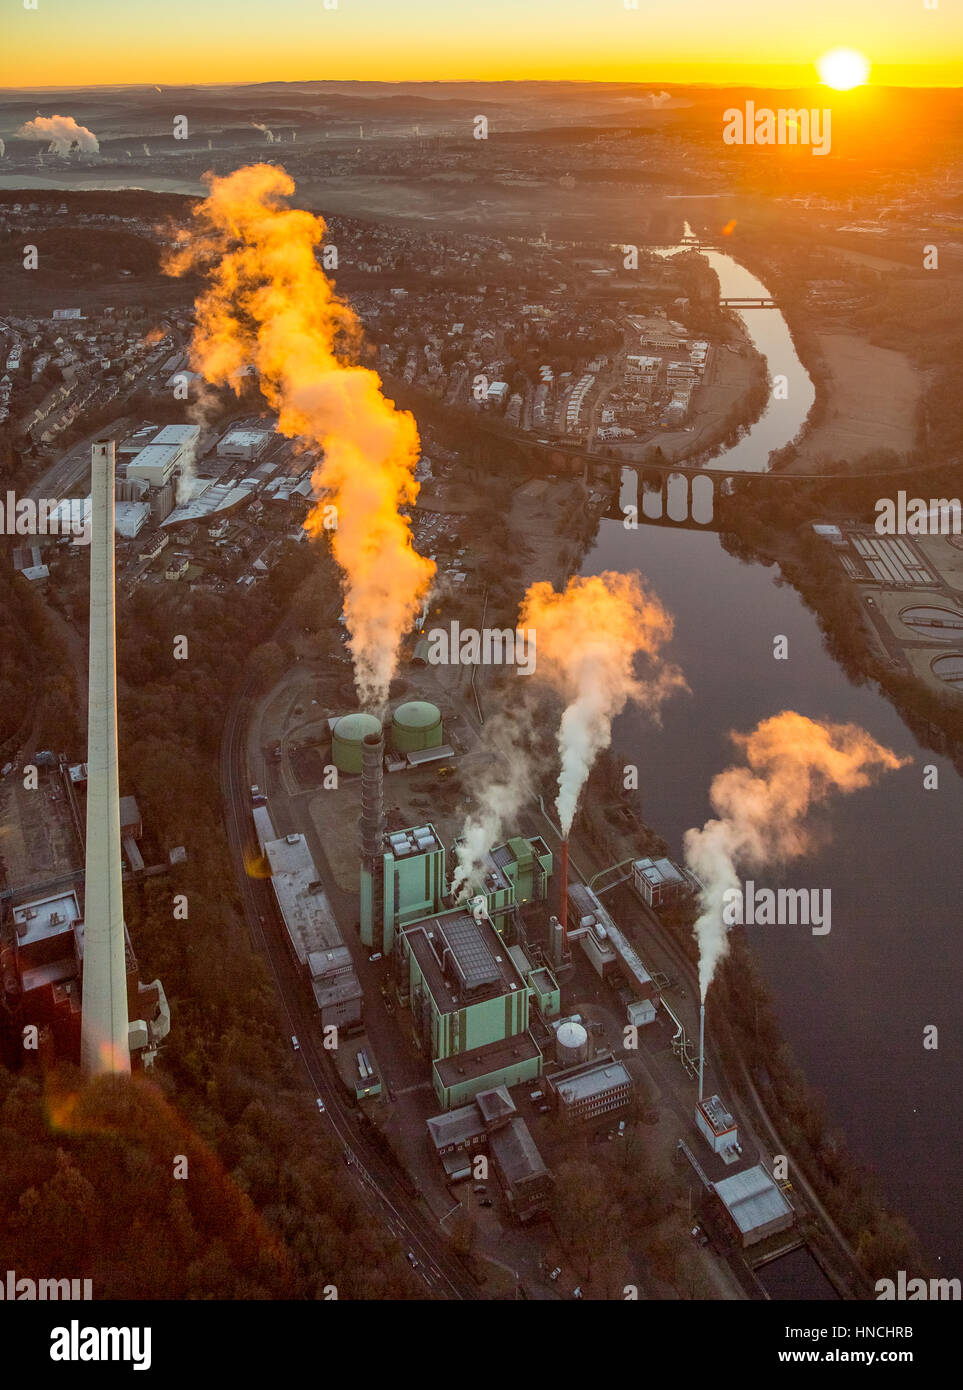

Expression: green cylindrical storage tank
xmin=391 ymin=700 xmax=443 ymax=754
xmin=331 ymin=712 xmax=382 ymax=774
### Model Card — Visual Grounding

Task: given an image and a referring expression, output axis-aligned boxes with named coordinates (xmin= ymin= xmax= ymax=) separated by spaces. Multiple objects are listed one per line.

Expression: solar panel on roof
xmin=440 ymin=915 xmax=500 ymax=990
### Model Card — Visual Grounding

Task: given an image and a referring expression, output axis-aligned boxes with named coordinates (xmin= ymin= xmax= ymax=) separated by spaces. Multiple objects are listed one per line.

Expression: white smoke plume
xmin=252 ymin=122 xmax=275 ymax=144
xmin=16 ymin=114 xmax=99 ymax=155
xmin=684 ymin=712 xmax=910 ymax=999
xmin=450 ymin=714 xmax=537 ymax=902
xmin=641 ymin=91 xmax=673 ymax=108
xmin=519 ymin=571 xmax=686 ymax=838
xmin=0 ymin=139 xmax=5 ymax=158
xmin=143 ymin=143 xmax=151 ymax=157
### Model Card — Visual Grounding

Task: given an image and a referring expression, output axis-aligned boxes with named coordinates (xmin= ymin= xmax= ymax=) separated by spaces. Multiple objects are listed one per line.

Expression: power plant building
xmin=399 ymin=905 xmax=543 ymax=1109
xmin=713 ymin=1166 xmax=795 ymax=1247
xmin=696 ymin=1094 xmax=742 ymax=1165
xmin=461 ymin=836 xmax=553 ymax=927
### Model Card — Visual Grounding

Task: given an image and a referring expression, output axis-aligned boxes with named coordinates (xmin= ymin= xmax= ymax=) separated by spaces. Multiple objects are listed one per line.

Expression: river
xmin=586 ymin=236 xmax=963 ymax=1270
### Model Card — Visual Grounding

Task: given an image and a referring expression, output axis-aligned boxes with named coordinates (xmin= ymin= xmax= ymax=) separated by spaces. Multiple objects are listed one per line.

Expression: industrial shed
xmin=713 ymin=1165 xmax=795 ymax=1247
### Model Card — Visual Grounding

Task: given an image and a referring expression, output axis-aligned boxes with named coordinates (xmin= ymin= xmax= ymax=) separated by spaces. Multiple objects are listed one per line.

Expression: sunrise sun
xmin=816 ymin=48 xmax=871 ymax=90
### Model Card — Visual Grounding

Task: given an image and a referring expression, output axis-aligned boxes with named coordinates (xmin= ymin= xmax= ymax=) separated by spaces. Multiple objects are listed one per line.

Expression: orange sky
xmin=1 ymin=0 xmax=961 ymax=88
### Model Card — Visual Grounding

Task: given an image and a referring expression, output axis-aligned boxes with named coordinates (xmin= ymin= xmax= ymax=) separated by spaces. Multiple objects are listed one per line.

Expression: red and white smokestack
xmin=558 ymin=838 xmax=569 ymax=948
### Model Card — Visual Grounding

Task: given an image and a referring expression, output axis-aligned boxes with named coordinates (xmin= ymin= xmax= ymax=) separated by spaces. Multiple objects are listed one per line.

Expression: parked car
xmin=316 ymin=1098 xmax=325 ymax=1113
xmin=369 ymin=952 xmax=383 ymax=963
xmin=406 ymin=1251 xmax=419 ymax=1268
xmin=549 ymin=1267 xmax=561 ymax=1281
xmin=291 ymin=1035 xmax=300 ymax=1051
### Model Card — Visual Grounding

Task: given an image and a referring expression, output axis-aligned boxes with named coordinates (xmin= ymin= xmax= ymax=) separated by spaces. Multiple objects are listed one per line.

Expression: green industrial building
xmin=399 ymin=906 xmax=544 ymax=1110
xmin=458 ymin=835 xmax=554 ymax=928
xmin=358 ymin=806 xmax=558 ymax=1107
xmin=361 ymin=822 xmax=447 ymax=952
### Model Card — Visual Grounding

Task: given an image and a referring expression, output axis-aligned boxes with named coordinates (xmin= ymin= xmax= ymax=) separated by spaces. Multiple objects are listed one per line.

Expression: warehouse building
xmin=217 ymin=427 xmax=272 ymax=461
xmin=126 ymin=443 xmax=183 ymax=488
xmin=264 ymin=832 xmax=363 ymax=1032
xmin=713 ymin=1166 xmax=795 ymax=1247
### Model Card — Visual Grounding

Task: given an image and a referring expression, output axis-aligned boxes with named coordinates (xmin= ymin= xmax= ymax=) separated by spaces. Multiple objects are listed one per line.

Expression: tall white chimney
xmin=80 ymin=440 xmax=131 ymax=1075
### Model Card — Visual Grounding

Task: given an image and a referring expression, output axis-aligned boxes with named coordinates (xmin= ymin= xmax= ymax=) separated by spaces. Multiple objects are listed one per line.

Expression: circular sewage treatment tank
xmin=331 ymin=712 xmax=382 ymax=774
xmin=391 ymin=700 xmax=443 ymax=754
xmin=556 ymin=1020 xmax=589 ymax=1067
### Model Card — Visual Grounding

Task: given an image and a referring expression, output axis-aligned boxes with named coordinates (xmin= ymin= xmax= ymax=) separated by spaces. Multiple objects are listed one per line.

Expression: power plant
xmin=0 ymin=442 xmax=170 ymax=1074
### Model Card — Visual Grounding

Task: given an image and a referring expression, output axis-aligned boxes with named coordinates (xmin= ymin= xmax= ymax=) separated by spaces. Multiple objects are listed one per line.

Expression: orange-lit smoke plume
xmin=684 ymin=712 xmax=910 ymax=998
xmin=519 ymin=571 xmax=686 ymax=837
xmin=164 ymin=164 xmax=434 ymax=708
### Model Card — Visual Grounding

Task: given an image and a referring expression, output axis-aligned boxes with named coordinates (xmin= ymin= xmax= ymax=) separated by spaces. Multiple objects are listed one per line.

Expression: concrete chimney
xmin=359 ymin=727 xmax=385 ymax=952
xmin=80 ymin=440 xmax=131 ymax=1076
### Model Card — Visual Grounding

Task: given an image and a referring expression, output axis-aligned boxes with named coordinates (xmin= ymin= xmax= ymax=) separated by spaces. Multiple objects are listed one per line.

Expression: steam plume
xmin=16 ymin=114 xmax=99 ymax=154
xmin=163 ymin=164 xmax=434 ymax=708
xmin=0 ymin=139 xmax=5 ymax=158
xmin=519 ymin=571 xmax=685 ymax=837
xmin=252 ymin=122 xmax=275 ymax=144
xmin=451 ymin=714 xmax=536 ymax=901
xmin=684 ymin=712 xmax=910 ymax=999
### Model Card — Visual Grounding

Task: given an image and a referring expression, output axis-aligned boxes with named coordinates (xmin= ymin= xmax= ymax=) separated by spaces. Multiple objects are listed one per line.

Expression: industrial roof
xmin=554 ymin=1058 xmax=632 ymax=1106
xmin=405 ymin=908 xmax=526 ymax=1010
xmin=127 ymin=443 xmax=181 ymax=471
xmin=713 ymin=1166 xmax=793 ymax=1234
xmin=264 ymin=834 xmax=343 ymax=963
xmin=220 ymin=427 xmax=272 ymax=447
xmin=152 ymin=424 xmax=200 ymax=446
xmin=634 ymin=856 xmax=686 ymax=887
xmin=161 ymin=480 xmax=254 ymax=528
xmin=392 ymin=700 xmax=442 ymax=728
xmin=475 ymin=1085 xmax=516 ymax=1127
xmin=434 ymin=1031 xmax=541 ymax=1089
xmin=426 ymin=1105 xmax=486 ymax=1152
xmin=440 ymin=914 xmax=501 ymax=991
xmin=698 ymin=1094 xmax=736 ymax=1136
xmin=13 ymin=890 xmax=81 ymax=948
xmin=489 ymin=1115 xmax=550 ymax=1188
xmin=332 ymin=712 xmax=382 ymax=741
